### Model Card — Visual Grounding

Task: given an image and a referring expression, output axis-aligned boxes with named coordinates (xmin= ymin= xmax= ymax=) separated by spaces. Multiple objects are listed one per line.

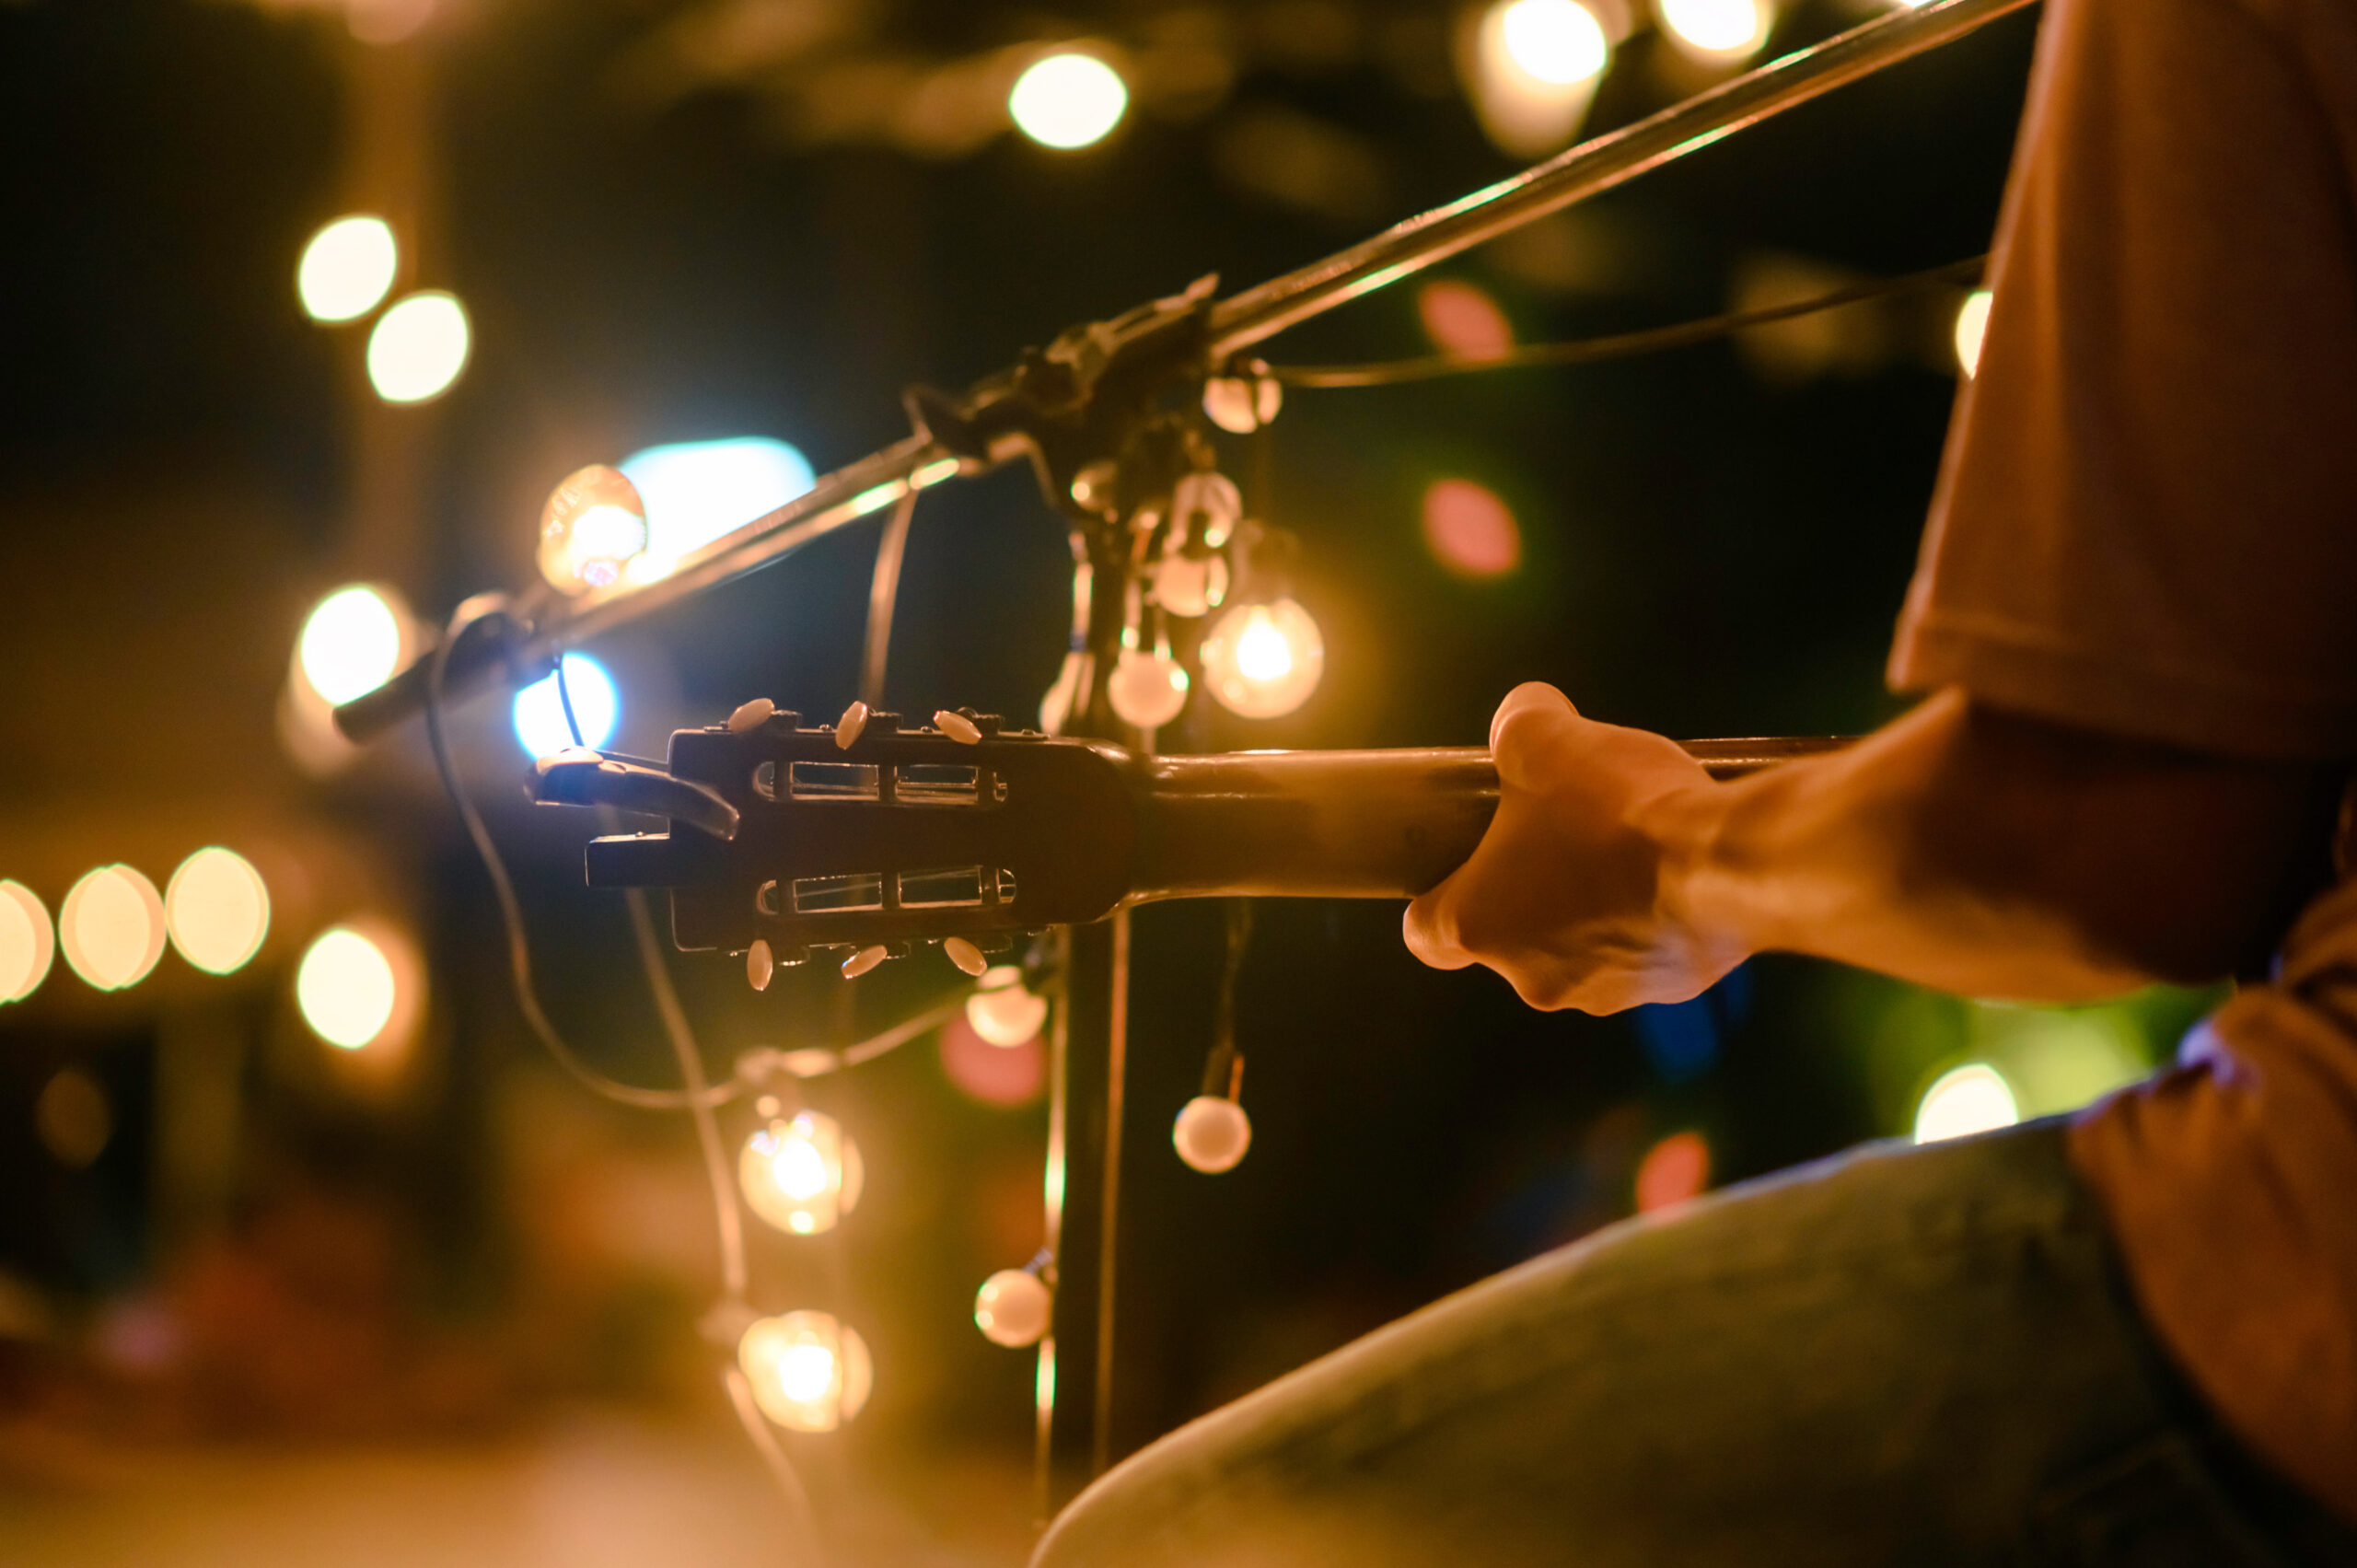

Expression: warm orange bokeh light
xmin=1422 ymin=478 xmax=1523 ymax=579
xmin=1635 ymin=1130 xmax=1711 ymax=1214
xmin=1417 ymin=280 xmax=1514 ymax=360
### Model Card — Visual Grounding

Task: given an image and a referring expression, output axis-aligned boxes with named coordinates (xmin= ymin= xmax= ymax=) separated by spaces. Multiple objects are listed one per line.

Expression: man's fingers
xmin=1489 ymin=681 xmax=1576 ymax=752
xmin=1402 ymin=881 xmax=1475 ymax=970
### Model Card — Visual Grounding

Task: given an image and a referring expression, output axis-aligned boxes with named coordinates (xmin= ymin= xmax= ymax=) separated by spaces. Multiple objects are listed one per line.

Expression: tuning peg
xmin=943 ymin=936 xmax=987 ymax=977
xmin=842 ymin=944 xmax=889 ymax=979
xmin=834 ymin=701 xmax=869 ymax=749
xmin=728 ymin=698 xmax=776 ymax=734
xmin=748 ymin=939 xmax=775 ymax=992
xmin=933 ymin=709 xmax=982 ymax=744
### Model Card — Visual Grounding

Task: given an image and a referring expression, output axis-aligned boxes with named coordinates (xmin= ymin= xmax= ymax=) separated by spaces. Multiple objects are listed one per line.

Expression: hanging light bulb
xmin=967 ymin=965 xmax=1049 ymax=1047
xmin=1109 ymin=645 xmax=1189 ymax=728
xmin=1199 ymin=598 xmax=1324 ymax=719
xmin=538 ymin=464 xmax=650 ymax=595
xmin=739 ymin=1109 xmax=865 ymax=1236
xmin=1173 ymin=1095 xmax=1253 ymax=1174
xmin=973 ymin=1268 xmax=1052 ymax=1348
xmin=737 ymin=1311 xmax=873 ymax=1432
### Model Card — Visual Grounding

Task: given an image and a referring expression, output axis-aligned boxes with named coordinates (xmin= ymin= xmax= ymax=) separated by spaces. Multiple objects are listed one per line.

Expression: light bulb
xmin=1174 ymin=1095 xmax=1252 ymax=1173
xmin=539 ymin=464 xmax=650 ymax=594
xmin=740 ymin=1110 xmax=865 ymax=1236
xmin=1498 ymin=0 xmax=1608 ymax=86
xmin=1913 ymin=1063 xmax=2019 ymax=1144
xmin=1170 ymin=472 xmax=1241 ymax=547
xmin=60 ymin=866 xmax=166 ymax=993
xmin=296 ymin=214 xmax=399 ymax=323
xmin=1655 ymin=0 xmax=1771 ymax=60
xmin=296 ymin=924 xmax=406 ymax=1050
xmin=1153 ymin=549 xmax=1229 ymax=619
xmin=1954 ymin=288 xmax=1994 ymax=377
xmin=296 ymin=584 xmax=410 ymax=707
xmin=164 ymin=847 xmax=271 ymax=976
xmin=737 ymin=1311 xmax=873 ymax=1432
xmin=365 ymin=290 xmax=470 ymax=404
xmin=967 ymin=966 xmax=1050 ymax=1047
xmin=1008 ymin=52 xmax=1129 ymax=150
xmin=1108 ymin=646 xmax=1190 ymax=729
xmin=973 ymin=1269 xmax=1052 ymax=1348
xmin=0 ymin=881 xmax=55 ymax=1004
xmin=1199 ymin=599 xmax=1323 ymax=719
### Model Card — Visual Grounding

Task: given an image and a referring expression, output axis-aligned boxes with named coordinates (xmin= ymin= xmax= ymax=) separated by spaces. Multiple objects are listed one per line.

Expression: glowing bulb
xmin=1655 ymin=0 xmax=1771 ymax=58
xmin=1173 ymin=1095 xmax=1252 ymax=1173
xmin=620 ymin=437 xmax=815 ymax=570
xmin=974 ymin=1270 xmax=1052 ymax=1348
xmin=296 ymin=925 xmax=406 ymax=1050
xmin=1108 ymin=646 xmax=1190 ymax=729
xmin=1913 ymin=1063 xmax=2019 ymax=1144
xmin=1153 ymin=550 xmax=1229 ymax=619
xmin=297 ymin=585 xmax=408 ymax=706
xmin=0 ymin=881 xmax=56 ymax=1003
xmin=296 ymin=215 xmax=399 ymax=323
xmin=737 ymin=1311 xmax=873 ymax=1432
xmin=366 ymin=290 xmax=470 ymax=404
xmin=164 ymin=847 xmax=270 ymax=976
xmin=538 ymin=464 xmax=650 ymax=594
xmin=1499 ymin=0 xmax=1608 ymax=84
xmin=512 ymin=654 xmax=620 ymax=758
xmin=1955 ymin=288 xmax=1993 ymax=377
xmin=1200 ymin=599 xmax=1323 ymax=719
xmin=967 ymin=966 xmax=1049 ymax=1047
xmin=739 ymin=1110 xmax=865 ymax=1237
xmin=1009 ymin=52 xmax=1129 ymax=149
xmin=60 ymin=866 xmax=166 ymax=992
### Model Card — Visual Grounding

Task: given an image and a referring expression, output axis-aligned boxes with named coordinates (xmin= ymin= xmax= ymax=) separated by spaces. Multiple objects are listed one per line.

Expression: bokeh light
xmin=1008 ymin=52 xmax=1129 ymax=149
xmin=1499 ymin=0 xmax=1609 ymax=85
xmin=1417 ymin=280 xmax=1514 ymax=360
xmin=739 ymin=1110 xmax=865 ymax=1236
xmin=0 ymin=881 xmax=55 ymax=1004
xmin=296 ymin=584 xmax=408 ymax=707
xmin=974 ymin=1270 xmax=1051 ymax=1348
xmin=513 ymin=653 xmax=619 ymax=758
xmin=1955 ymin=288 xmax=1993 ymax=377
xmin=1913 ymin=1062 xmax=2019 ymax=1144
xmin=966 ymin=966 xmax=1049 ymax=1048
xmin=1172 ymin=1095 xmax=1252 ymax=1174
xmin=1422 ymin=479 xmax=1523 ymax=578
xmin=296 ymin=215 xmax=399 ymax=323
xmin=1199 ymin=599 xmax=1325 ymax=718
xmin=1655 ymin=0 xmax=1771 ymax=59
xmin=1107 ymin=646 xmax=1190 ymax=729
xmin=942 ymin=1014 xmax=1046 ymax=1107
xmin=35 ymin=1069 xmax=112 ymax=1169
xmin=59 ymin=866 xmax=166 ymax=992
xmin=365 ymin=290 xmax=470 ymax=404
xmin=738 ymin=1311 xmax=873 ymax=1432
xmin=164 ymin=847 xmax=270 ymax=976
xmin=296 ymin=924 xmax=412 ymax=1051
xmin=620 ymin=437 xmax=816 ymax=577
xmin=1634 ymin=1130 xmax=1711 ymax=1213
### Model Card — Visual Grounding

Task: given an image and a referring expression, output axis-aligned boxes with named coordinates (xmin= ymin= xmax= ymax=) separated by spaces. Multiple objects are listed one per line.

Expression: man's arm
xmin=1403 ymin=683 xmax=2342 ymax=1013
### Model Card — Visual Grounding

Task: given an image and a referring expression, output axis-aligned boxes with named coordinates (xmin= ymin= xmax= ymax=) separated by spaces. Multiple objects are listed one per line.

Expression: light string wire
xmin=1261 ymin=253 xmax=1988 ymax=389
xmin=860 ymin=484 xmax=921 ymax=709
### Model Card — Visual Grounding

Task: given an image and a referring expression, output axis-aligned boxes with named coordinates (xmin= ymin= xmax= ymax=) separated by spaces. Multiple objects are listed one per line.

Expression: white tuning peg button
xmin=943 ymin=936 xmax=988 ymax=978
xmin=973 ymin=1269 xmax=1051 ymax=1348
xmin=835 ymin=700 xmax=870 ymax=749
xmin=933 ymin=709 xmax=982 ymax=744
xmin=728 ymin=697 xmax=776 ymax=733
xmin=748 ymin=939 xmax=774 ymax=992
xmin=1174 ymin=1095 xmax=1252 ymax=1174
xmin=841 ymin=944 xmax=888 ymax=980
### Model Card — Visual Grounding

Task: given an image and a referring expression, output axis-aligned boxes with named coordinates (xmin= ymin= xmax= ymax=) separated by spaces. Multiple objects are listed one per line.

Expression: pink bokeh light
xmin=1422 ymin=478 xmax=1522 ymax=578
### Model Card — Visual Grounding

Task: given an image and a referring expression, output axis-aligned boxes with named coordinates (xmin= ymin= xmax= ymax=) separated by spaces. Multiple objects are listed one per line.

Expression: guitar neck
xmin=1127 ymin=738 xmax=1845 ymax=905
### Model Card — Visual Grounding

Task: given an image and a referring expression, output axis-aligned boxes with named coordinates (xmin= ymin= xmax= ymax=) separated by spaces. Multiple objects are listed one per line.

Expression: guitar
xmin=534 ymin=708 xmax=1846 ymax=966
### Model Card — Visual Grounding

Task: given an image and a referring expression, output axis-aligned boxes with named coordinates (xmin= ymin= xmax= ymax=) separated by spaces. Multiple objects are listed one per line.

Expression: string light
xmin=1199 ymin=599 xmax=1324 ymax=719
xmin=1913 ymin=1063 xmax=2018 ymax=1144
xmin=619 ymin=437 xmax=815 ymax=583
xmin=366 ymin=290 xmax=470 ymax=404
xmin=1008 ymin=52 xmax=1129 ymax=149
xmin=739 ymin=1110 xmax=865 ymax=1236
xmin=0 ymin=881 xmax=56 ymax=1004
xmin=538 ymin=464 xmax=650 ymax=594
xmin=1954 ymin=288 xmax=1993 ymax=377
xmin=59 ymin=866 xmax=166 ymax=992
xmin=296 ymin=923 xmax=418 ymax=1051
xmin=967 ymin=965 xmax=1049 ymax=1047
xmin=1469 ymin=0 xmax=1609 ymax=157
xmin=1173 ymin=1095 xmax=1253 ymax=1173
xmin=513 ymin=654 xmax=620 ymax=758
xmin=737 ymin=1311 xmax=873 ymax=1432
xmin=296 ymin=215 xmax=399 ymax=323
xmin=973 ymin=1269 xmax=1051 ymax=1348
xmin=1655 ymin=0 xmax=1771 ymax=61
xmin=296 ymin=584 xmax=410 ymax=707
xmin=163 ymin=848 xmax=271 ymax=976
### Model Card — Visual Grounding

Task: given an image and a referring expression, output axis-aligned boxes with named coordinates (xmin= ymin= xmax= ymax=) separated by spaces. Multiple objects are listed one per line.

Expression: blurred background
xmin=0 ymin=0 xmax=2213 ymax=1562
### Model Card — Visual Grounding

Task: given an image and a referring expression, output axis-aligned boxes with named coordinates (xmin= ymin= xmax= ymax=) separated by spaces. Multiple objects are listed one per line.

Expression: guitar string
xmin=1259 ymin=253 xmax=1988 ymax=389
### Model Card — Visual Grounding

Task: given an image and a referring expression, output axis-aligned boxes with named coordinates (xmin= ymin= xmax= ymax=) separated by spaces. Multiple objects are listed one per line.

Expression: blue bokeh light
xmin=513 ymin=653 xmax=619 ymax=758
xmin=619 ymin=436 xmax=815 ymax=565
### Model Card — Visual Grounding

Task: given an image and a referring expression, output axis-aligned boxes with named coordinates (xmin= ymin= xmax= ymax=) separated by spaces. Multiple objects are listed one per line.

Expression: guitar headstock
xmin=573 ymin=708 xmax=1141 ymax=965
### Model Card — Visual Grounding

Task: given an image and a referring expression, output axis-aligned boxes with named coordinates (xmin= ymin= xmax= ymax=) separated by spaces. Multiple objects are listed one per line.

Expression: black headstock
xmin=569 ymin=708 xmax=1143 ymax=965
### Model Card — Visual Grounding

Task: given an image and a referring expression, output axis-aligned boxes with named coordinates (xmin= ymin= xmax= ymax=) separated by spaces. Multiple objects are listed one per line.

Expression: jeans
xmin=1034 ymin=1121 xmax=2354 ymax=1567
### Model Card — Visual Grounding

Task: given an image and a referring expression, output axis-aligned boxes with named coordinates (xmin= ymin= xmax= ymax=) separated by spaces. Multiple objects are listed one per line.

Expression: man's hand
xmin=1402 ymin=683 xmax=1745 ymax=1014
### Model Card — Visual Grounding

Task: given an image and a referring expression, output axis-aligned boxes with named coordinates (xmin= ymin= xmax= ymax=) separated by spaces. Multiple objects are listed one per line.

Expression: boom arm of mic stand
xmin=331 ymin=0 xmax=2037 ymax=747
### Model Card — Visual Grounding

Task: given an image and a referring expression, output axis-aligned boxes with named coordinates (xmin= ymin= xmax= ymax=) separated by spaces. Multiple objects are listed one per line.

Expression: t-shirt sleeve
xmin=1888 ymin=0 xmax=2357 ymax=761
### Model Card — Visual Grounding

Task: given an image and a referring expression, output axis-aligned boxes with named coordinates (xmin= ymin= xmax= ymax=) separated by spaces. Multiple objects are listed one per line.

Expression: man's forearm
xmin=1650 ymin=689 xmax=2340 ymax=1002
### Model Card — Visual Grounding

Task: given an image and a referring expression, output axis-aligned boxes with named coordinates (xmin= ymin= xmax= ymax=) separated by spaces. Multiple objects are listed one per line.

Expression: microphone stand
xmin=327 ymin=0 xmax=2037 ymax=1511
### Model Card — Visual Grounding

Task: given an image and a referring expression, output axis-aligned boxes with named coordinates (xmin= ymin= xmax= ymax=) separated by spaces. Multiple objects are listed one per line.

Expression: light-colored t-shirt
xmin=1887 ymin=0 xmax=2357 ymax=1523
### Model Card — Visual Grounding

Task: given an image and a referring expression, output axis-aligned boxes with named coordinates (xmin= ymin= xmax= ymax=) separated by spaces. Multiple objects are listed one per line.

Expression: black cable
xmin=1263 ymin=254 xmax=1988 ymax=389
xmin=424 ymin=607 xmax=738 ymax=1111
